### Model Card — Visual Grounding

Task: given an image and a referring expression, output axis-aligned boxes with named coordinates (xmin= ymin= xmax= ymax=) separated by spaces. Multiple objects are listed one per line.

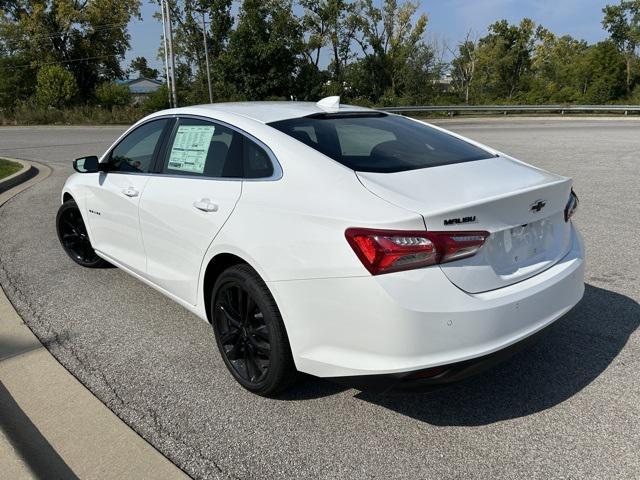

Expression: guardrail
xmin=379 ymin=104 xmax=640 ymax=115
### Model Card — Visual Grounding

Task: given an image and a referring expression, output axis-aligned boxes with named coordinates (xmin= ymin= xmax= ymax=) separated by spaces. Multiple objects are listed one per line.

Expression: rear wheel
xmin=56 ymin=199 xmax=108 ymax=268
xmin=211 ymin=264 xmax=296 ymax=395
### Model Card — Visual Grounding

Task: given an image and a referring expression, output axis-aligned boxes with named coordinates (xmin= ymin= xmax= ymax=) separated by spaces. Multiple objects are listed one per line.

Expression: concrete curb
xmin=0 ymin=160 xmax=189 ymax=479
xmin=0 ymin=158 xmax=37 ymax=195
xmin=0 ymin=158 xmax=51 ymax=208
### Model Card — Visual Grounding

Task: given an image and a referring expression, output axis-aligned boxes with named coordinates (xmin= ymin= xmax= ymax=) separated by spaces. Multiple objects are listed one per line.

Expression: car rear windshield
xmin=268 ymin=113 xmax=494 ymax=173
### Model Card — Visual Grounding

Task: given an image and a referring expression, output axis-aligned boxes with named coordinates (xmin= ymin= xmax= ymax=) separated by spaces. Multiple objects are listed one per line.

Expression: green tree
xmin=34 ymin=65 xmax=78 ymax=108
xmin=602 ymin=0 xmax=640 ymax=95
xmin=129 ymin=56 xmax=159 ymax=79
xmin=141 ymin=84 xmax=171 ymax=114
xmin=220 ymin=0 xmax=303 ymax=99
xmin=527 ymin=30 xmax=589 ymax=103
xmin=300 ymin=0 xmax=331 ymax=68
xmin=158 ymin=0 xmax=234 ymax=103
xmin=302 ymin=0 xmax=358 ymax=84
xmin=472 ymin=19 xmax=538 ymax=101
xmin=450 ymin=31 xmax=478 ymax=104
xmin=577 ymin=41 xmax=627 ymax=103
xmin=0 ymin=54 xmax=36 ymax=108
xmin=349 ymin=0 xmax=437 ymax=102
xmin=0 ymin=0 xmax=141 ymax=102
xmin=95 ymin=81 xmax=130 ymax=108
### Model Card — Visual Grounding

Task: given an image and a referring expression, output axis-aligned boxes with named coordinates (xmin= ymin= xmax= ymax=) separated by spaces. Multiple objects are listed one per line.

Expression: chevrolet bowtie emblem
xmin=530 ymin=200 xmax=546 ymax=213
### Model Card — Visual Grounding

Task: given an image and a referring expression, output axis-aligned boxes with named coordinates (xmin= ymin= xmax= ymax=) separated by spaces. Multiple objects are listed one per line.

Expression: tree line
xmin=1 ymin=0 xmax=639 ymax=119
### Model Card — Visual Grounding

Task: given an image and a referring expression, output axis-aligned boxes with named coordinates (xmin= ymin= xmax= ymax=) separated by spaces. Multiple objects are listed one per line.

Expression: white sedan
xmin=57 ymin=98 xmax=584 ymax=395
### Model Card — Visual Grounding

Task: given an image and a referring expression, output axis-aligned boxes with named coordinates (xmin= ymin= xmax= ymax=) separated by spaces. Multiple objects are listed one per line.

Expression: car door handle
xmin=193 ymin=199 xmax=218 ymax=212
xmin=122 ymin=187 xmax=139 ymax=198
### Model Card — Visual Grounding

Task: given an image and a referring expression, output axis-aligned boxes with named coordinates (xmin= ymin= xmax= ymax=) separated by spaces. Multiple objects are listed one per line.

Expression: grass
xmin=0 ymin=158 xmax=22 ymax=180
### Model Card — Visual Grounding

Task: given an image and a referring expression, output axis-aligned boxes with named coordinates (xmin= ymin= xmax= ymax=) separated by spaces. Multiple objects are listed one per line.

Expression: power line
xmin=3 ymin=54 xmax=121 ymax=71
xmin=4 ymin=22 xmax=129 ymax=42
xmin=0 ymin=20 xmax=144 ymax=50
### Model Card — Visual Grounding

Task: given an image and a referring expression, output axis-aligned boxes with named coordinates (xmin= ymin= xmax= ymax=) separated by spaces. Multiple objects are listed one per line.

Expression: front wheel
xmin=211 ymin=264 xmax=297 ymax=395
xmin=56 ymin=199 xmax=108 ymax=268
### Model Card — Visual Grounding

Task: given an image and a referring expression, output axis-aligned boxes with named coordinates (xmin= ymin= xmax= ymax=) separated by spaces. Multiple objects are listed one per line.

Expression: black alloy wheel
xmin=215 ymin=282 xmax=271 ymax=383
xmin=56 ymin=199 xmax=108 ymax=268
xmin=211 ymin=264 xmax=296 ymax=395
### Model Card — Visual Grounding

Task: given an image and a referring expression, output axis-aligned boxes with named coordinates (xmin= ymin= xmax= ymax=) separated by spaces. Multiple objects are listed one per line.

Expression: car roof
xmin=165 ymin=101 xmax=378 ymax=124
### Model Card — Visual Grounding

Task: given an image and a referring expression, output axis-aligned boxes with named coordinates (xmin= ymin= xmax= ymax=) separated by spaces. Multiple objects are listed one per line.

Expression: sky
xmin=125 ymin=0 xmax=613 ymax=75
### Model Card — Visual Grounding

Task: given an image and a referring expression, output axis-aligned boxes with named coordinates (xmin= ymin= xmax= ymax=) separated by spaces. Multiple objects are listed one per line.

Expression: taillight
xmin=564 ymin=189 xmax=579 ymax=222
xmin=345 ymin=228 xmax=489 ymax=275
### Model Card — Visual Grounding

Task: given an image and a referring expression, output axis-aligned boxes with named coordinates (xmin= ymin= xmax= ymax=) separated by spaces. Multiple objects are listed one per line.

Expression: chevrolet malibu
xmin=57 ymin=97 xmax=584 ymax=395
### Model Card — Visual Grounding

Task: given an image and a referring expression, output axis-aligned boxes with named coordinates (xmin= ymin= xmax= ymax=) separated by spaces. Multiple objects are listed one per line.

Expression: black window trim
xmin=101 ymin=114 xmax=282 ymax=181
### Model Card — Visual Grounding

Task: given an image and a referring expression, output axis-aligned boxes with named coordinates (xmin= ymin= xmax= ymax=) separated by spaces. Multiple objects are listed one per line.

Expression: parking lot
xmin=0 ymin=118 xmax=638 ymax=479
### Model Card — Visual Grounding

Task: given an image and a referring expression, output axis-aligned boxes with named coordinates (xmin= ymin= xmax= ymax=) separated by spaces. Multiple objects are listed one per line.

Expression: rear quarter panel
xmin=197 ymin=129 xmax=426 ymax=314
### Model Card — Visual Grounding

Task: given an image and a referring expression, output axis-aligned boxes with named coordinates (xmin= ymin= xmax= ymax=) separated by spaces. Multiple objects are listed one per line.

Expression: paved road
xmin=1 ymin=119 xmax=638 ymax=479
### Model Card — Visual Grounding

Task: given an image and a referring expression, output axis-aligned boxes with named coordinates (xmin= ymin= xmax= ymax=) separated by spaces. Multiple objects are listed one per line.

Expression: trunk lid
xmin=357 ymin=156 xmax=573 ymax=293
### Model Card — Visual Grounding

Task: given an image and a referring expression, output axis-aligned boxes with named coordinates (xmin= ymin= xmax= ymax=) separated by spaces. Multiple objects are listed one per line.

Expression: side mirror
xmin=73 ymin=156 xmax=101 ymax=173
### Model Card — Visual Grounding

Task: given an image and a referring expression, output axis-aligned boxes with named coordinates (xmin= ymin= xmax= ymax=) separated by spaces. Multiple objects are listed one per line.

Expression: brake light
xmin=564 ymin=189 xmax=579 ymax=222
xmin=345 ymin=228 xmax=489 ymax=275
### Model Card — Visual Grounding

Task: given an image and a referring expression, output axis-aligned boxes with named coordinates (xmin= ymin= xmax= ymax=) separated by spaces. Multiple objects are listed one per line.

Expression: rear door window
xmin=162 ymin=118 xmax=243 ymax=178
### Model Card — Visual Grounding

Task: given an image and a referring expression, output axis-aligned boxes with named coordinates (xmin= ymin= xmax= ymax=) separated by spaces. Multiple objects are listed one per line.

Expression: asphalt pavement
xmin=0 ymin=118 xmax=638 ymax=479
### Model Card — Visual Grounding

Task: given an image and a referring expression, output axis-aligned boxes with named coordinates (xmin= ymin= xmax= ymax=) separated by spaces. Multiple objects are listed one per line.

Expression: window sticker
xmin=167 ymin=125 xmax=216 ymax=174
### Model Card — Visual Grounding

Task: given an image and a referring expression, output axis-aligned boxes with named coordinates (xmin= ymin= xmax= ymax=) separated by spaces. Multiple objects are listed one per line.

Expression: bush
xmin=34 ymin=65 xmax=78 ymax=108
xmin=139 ymin=85 xmax=171 ymax=115
xmin=0 ymin=100 xmax=143 ymax=126
xmin=95 ymin=82 xmax=130 ymax=108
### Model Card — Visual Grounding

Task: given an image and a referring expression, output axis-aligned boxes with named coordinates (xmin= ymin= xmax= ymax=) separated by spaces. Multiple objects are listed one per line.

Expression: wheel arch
xmin=202 ymin=253 xmax=250 ymax=323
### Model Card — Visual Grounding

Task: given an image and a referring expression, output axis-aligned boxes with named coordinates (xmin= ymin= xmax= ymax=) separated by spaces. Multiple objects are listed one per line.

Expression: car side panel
xmin=85 ymin=173 xmax=151 ymax=275
xmin=192 ymin=125 xmax=427 ymax=319
xmin=139 ymin=176 xmax=242 ymax=305
xmin=203 ymin=167 xmax=424 ymax=282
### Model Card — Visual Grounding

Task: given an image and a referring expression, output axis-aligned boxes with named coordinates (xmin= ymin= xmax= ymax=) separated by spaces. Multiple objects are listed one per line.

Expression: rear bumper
xmin=268 ymin=224 xmax=585 ymax=379
xmin=327 ymin=317 xmax=560 ymax=392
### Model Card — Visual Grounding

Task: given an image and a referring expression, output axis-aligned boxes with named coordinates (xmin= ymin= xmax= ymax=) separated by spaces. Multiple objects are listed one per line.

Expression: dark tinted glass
xmin=162 ymin=118 xmax=243 ymax=178
xmin=243 ymin=138 xmax=274 ymax=178
xmin=269 ymin=114 xmax=494 ymax=173
xmin=110 ymin=119 xmax=169 ymax=173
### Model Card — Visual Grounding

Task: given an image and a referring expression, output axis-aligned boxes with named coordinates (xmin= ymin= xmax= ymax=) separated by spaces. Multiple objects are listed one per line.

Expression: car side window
xmin=243 ymin=138 xmax=274 ymax=179
xmin=162 ymin=118 xmax=243 ymax=178
xmin=109 ymin=119 xmax=169 ymax=173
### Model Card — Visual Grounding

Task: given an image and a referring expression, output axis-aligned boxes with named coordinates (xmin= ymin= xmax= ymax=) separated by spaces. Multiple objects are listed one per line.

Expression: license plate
xmin=504 ymin=220 xmax=551 ymax=264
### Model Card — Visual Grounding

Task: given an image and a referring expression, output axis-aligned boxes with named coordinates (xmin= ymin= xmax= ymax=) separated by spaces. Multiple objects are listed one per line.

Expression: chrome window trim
xmin=102 ymin=113 xmax=283 ymax=182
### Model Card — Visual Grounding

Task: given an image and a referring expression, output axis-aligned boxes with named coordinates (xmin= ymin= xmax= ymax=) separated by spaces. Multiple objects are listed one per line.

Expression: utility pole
xmin=201 ymin=11 xmax=213 ymax=104
xmin=160 ymin=0 xmax=172 ymax=107
xmin=163 ymin=0 xmax=178 ymax=107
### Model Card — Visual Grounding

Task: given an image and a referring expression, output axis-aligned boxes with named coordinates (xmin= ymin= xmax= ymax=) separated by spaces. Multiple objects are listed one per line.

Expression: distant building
xmin=433 ymin=73 xmax=453 ymax=92
xmin=117 ymin=77 xmax=163 ymax=103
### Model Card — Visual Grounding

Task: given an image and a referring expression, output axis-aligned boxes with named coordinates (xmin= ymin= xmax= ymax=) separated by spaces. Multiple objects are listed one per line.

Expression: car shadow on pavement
xmin=353 ymin=283 xmax=639 ymax=426
xmin=279 ymin=375 xmax=350 ymax=400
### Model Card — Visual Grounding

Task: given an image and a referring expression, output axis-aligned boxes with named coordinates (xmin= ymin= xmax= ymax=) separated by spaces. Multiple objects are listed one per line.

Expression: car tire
xmin=211 ymin=264 xmax=297 ymax=396
xmin=56 ymin=199 xmax=109 ymax=268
